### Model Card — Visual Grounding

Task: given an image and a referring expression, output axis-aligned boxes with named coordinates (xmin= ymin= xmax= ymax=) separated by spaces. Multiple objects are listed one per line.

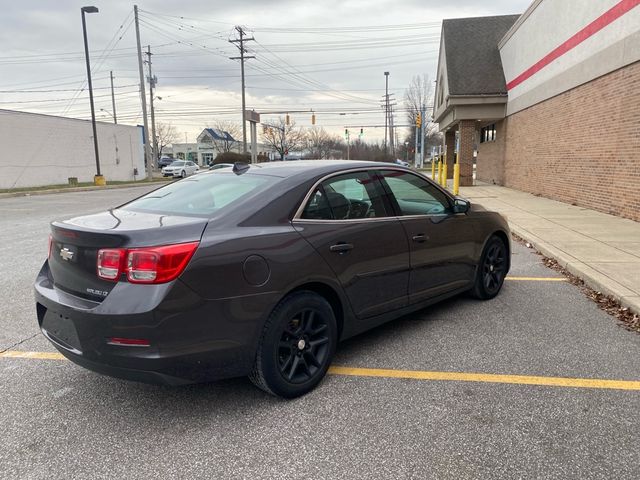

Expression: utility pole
xmin=229 ymin=26 xmax=255 ymax=154
xmin=146 ymin=45 xmax=158 ymax=168
xmin=134 ymin=5 xmax=152 ymax=179
xmin=109 ymin=70 xmax=117 ymax=124
xmin=383 ymin=72 xmax=389 ymax=157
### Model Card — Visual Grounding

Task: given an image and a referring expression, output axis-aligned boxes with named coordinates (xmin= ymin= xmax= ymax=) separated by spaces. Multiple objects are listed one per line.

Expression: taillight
xmin=96 ymin=242 xmax=199 ymax=284
xmin=127 ymin=242 xmax=199 ymax=284
xmin=48 ymin=235 xmax=53 ymax=259
xmin=97 ymin=249 xmax=125 ymax=281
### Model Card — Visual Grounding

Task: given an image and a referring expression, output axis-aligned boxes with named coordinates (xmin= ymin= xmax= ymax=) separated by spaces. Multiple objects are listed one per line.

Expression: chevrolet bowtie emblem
xmin=60 ymin=247 xmax=74 ymax=261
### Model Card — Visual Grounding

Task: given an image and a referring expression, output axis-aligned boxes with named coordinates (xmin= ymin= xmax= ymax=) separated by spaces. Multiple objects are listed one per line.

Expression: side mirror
xmin=453 ymin=198 xmax=470 ymax=214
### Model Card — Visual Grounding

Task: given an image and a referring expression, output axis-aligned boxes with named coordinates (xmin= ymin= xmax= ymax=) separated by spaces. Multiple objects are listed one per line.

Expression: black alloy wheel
xmin=250 ymin=291 xmax=337 ymax=398
xmin=471 ymin=235 xmax=508 ymax=299
xmin=277 ymin=309 xmax=330 ymax=384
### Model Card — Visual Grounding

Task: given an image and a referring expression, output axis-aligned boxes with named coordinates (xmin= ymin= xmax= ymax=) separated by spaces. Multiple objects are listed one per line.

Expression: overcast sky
xmin=0 ymin=0 xmax=530 ymax=143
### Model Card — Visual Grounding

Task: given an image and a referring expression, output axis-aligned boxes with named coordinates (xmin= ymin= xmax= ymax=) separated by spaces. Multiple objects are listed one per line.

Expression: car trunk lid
xmin=49 ymin=209 xmax=208 ymax=302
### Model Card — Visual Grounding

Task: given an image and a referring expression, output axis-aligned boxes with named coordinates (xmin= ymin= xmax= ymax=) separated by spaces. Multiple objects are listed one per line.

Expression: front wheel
xmin=249 ymin=291 xmax=337 ymax=398
xmin=470 ymin=235 xmax=508 ymax=300
xmin=180 ymin=170 xmax=186 ymax=178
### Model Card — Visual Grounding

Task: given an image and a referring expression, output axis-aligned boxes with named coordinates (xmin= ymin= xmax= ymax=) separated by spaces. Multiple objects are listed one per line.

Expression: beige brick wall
xmin=503 ymin=60 xmax=640 ymax=222
xmin=477 ymin=120 xmax=506 ymax=185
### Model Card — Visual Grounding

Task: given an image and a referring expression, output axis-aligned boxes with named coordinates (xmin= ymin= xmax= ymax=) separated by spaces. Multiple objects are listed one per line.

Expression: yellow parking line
xmin=328 ymin=366 xmax=640 ymax=391
xmin=505 ymin=276 xmax=567 ymax=282
xmin=0 ymin=350 xmax=65 ymax=360
xmin=5 ymin=351 xmax=637 ymax=391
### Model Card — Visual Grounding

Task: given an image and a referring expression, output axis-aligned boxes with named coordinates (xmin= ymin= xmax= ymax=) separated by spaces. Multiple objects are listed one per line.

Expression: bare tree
xmin=155 ymin=122 xmax=179 ymax=159
xmin=305 ymin=127 xmax=337 ymax=159
xmin=208 ymin=120 xmax=242 ymax=153
xmin=403 ymin=74 xmax=441 ymax=161
xmin=261 ymin=117 xmax=306 ymax=160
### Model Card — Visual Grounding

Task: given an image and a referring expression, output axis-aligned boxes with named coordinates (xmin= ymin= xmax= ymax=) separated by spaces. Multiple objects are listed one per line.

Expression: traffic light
xmin=311 ymin=114 xmax=316 ymax=125
xmin=416 ymin=112 xmax=422 ymax=128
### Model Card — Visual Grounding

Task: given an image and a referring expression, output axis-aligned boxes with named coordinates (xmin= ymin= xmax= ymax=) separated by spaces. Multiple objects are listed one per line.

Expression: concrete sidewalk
xmin=459 ymin=185 xmax=640 ymax=315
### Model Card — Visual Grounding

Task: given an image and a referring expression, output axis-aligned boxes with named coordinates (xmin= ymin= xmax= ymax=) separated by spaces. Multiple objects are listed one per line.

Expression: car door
xmin=376 ymin=169 xmax=477 ymax=304
xmin=293 ymin=170 xmax=410 ymax=319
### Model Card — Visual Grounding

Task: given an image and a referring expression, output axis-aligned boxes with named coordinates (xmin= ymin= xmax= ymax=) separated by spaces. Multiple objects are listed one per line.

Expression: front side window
xmin=301 ymin=171 xmax=388 ymax=220
xmin=378 ymin=170 xmax=450 ymax=216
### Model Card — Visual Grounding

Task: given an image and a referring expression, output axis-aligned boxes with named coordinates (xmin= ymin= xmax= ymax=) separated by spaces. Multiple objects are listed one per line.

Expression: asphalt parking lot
xmin=1 ymin=186 xmax=639 ymax=479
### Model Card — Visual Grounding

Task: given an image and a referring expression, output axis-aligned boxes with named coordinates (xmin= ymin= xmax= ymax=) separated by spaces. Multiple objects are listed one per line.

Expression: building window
xmin=480 ymin=124 xmax=496 ymax=143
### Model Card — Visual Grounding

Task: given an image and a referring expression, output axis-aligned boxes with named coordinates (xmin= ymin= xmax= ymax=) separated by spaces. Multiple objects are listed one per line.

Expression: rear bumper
xmin=34 ymin=262 xmax=277 ymax=385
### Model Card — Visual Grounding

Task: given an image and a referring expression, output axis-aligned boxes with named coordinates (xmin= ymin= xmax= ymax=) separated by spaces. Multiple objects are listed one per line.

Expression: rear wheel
xmin=471 ymin=235 xmax=508 ymax=300
xmin=249 ymin=291 xmax=337 ymax=398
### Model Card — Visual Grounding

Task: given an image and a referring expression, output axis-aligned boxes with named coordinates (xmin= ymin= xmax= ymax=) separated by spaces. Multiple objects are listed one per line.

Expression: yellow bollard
xmin=453 ymin=162 xmax=460 ymax=195
xmin=431 ymin=156 xmax=437 ymax=181
xmin=442 ymin=162 xmax=448 ymax=188
xmin=437 ymin=159 xmax=442 ymax=186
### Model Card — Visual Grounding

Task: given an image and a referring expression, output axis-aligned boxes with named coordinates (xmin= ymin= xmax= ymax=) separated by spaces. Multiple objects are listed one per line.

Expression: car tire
xmin=249 ymin=291 xmax=337 ymax=398
xmin=470 ymin=235 xmax=508 ymax=300
xmin=180 ymin=170 xmax=186 ymax=178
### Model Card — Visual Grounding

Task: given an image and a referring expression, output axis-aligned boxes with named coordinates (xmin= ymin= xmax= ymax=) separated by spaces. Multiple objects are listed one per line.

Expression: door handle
xmin=330 ymin=243 xmax=354 ymax=253
xmin=412 ymin=234 xmax=427 ymax=243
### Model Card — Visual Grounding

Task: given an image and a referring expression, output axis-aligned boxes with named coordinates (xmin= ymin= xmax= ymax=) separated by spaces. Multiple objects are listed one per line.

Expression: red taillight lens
xmin=96 ymin=242 xmax=198 ymax=284
xmin=126 ymin=242 xmax=199 ymax=284
xmin=97 ymin=249 xmax=125 ymax=281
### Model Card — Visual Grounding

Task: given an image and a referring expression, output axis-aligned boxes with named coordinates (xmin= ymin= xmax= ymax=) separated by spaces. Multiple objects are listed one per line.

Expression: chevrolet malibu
xmin=35 ymin=161 xmax=510 ymax=398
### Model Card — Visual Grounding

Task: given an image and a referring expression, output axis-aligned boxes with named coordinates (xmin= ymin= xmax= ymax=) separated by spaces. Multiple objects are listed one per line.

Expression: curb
xmin=0 ymin=180 xmax=170 ymax=199
xmin=509 ymin=223 xmax=640 ymax=316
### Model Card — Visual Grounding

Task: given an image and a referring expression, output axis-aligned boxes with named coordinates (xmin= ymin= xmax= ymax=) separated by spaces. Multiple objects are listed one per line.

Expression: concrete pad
xmin=605 ymin=242 xmax=640 ymax=257
xmin=551 ymin=242 xmax=640 ymax=263
xmin=589 ymin=263 xmax=640 ymax=294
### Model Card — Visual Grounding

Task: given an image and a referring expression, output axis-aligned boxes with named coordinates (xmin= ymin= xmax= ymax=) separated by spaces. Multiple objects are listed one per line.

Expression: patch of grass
xmin=0 ymin=178 xmax=170 ymax=194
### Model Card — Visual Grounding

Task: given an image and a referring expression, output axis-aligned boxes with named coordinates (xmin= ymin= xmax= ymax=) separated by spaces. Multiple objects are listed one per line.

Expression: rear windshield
xmin=122 ymin=172 xmax=277 ymax=216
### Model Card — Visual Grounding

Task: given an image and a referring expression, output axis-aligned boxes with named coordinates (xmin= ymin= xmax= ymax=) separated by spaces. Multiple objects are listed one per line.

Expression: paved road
xmin=1 ymin=186 xmax=639 ymax=479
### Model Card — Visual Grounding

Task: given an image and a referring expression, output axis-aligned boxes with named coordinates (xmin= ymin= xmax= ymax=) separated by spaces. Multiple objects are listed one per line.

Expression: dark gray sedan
xmin=35 ymin=161 xmax=510 ymax=398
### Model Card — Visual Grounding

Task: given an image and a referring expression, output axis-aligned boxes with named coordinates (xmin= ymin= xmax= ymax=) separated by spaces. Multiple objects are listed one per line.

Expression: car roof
xmin=201 ymin=160 xmax=401 ymax=178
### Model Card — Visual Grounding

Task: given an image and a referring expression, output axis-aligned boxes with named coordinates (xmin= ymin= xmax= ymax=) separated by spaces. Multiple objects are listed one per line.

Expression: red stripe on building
xmin=506 ymin=0 xmax=640 ymax=90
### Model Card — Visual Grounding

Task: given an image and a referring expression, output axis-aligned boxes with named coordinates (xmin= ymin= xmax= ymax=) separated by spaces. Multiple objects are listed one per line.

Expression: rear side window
xmin=122 ymin=172 xmax=276 ymax=216
xmin=301 ymin=171 xmax=389 ymax=220
xmin=378 ymin=170 xmax=451 ymax=216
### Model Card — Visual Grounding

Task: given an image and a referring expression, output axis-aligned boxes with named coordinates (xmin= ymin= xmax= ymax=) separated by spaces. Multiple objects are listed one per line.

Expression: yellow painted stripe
xmin=0 ymin=350 xmax=65 ymax=360
xmin=328 ymin=366 xmax=640 ymax=391
xmin=5 ymin=351 xmax=637 ymax=391
xmin=505 ymin=276 xmax=567 ymax=282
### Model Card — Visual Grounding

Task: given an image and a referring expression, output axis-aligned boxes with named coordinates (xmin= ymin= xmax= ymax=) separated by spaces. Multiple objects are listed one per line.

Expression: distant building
xmin=434 ymin=0 xmax=640 ymax=222
xmin=169 ymin=128 xmax=274 ymax=165
xmin=0 ymin=109 xmax=145 ymax=189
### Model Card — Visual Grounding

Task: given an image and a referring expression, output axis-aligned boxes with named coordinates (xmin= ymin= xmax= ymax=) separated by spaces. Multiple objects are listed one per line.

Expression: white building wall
xmin=500 ymin=0 xmax=640 ymax=115
xmin=0 ymin=110 xmax=145 ymax=189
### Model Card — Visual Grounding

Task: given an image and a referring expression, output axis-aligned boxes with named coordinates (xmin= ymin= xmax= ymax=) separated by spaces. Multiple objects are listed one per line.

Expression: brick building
xmin=434 ymin=0 xmax=640 ymax=222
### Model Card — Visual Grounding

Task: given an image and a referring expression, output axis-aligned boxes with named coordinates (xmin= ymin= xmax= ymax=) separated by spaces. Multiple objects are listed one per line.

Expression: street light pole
xmin=81 ymin=6 xmax=102 ymax=184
